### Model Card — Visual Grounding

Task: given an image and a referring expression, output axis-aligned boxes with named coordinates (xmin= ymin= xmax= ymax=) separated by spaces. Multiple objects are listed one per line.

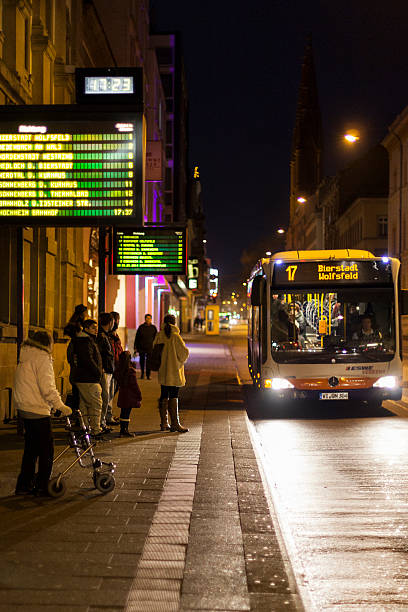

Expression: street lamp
xmin=265 ymin=251 xmax=272 ymax=256
xmin=277 ymin=228 xmax=285 ymax=234
xmin=297 ymin=196 xmax=307 ymax=204
xmin=344 ymin=129 xmax=360 ymax=144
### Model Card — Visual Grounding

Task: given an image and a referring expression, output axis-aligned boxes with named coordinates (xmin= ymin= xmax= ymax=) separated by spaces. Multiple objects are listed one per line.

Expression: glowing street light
xmin=297 ymin=196 xmax=307 ymax=204
xmin=265 ymin=251 xmax=272 ymax=256
xmin=344 ymin=129 xmax=360 ymax=144
xmin=277 ymin=228 xmax=285 ymax=234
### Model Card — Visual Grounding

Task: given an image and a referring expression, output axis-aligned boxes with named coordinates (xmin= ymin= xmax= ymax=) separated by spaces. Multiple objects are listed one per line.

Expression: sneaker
xmin=15 ymin=486 xmax=34 ymax=496
xmin=102 ymin=426 xmax=112 ymax=434
xmin=93 ymin=432 xmax=106 ymax=441
xmin=33 ymin=488 xmax=52 ymax=498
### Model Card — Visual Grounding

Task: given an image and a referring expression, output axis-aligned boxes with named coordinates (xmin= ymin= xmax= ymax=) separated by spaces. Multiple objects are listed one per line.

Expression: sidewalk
xmin=0 ymin=333 xmax=302 ymax=612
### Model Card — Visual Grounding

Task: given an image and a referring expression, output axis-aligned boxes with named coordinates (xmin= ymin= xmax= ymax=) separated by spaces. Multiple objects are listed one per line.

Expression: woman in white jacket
xmin=153 ymin=314 xmax=189 ymax=433
xmin=14 ymin=331 xmax=72 ymax=496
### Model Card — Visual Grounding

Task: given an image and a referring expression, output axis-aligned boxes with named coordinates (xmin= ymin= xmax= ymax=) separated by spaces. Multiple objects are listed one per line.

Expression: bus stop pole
xmin=98 ymin=226 xmax=106 ymax=314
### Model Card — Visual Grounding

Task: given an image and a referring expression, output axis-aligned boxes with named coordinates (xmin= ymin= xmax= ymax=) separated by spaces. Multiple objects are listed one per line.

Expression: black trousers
xmin=160 ymin=385 xmax=179 ymax=399
xmin=139 ymin=351 xmax=152 ymax=376
xmin=16 ymin=417 xmax=54 ymax=492
xmin=119 ymin=405 xmax=132 ymax=421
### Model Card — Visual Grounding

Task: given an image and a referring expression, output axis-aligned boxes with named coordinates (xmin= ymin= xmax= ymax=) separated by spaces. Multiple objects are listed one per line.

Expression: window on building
xmin=165 ymin=167 xmax=172 ymax=191
xmin=166 ymin=120 xmax=173 ymax=144
xmin=156 ymin=47 xmax=173 ymax=66
xmin=377 ymin=215 xmax=388 ymax=237
xmin=24 ymin=18 xmax=30 ymax=71
xmin=161 ymin=74 xmax=173 ymax=98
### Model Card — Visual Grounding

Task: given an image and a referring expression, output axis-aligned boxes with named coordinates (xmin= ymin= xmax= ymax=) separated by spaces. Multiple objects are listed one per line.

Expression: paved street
xmin=0 ymin=329 xmax=300 ymax=612
xmin=250 ymin=385 xmax=408 ymax=610
xmin=4 ymin=328 xmax=408 ymax=611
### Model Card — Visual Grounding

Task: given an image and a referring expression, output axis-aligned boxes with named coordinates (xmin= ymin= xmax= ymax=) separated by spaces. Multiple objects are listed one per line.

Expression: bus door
xmin=249 ymin=276 xmax=266 ymax=379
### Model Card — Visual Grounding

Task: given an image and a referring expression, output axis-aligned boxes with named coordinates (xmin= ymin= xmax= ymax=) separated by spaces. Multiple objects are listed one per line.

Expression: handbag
xmin=149 ymin=343 xmax=164 ymax=371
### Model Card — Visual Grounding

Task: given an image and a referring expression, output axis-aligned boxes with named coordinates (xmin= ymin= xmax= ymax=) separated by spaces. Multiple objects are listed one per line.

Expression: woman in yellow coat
xmin=153 ymin=314 xmax=189 ymax=432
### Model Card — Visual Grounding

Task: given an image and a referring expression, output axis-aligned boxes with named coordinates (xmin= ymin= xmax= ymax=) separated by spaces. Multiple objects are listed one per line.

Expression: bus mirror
xmin=251 ymin=276 xmax=265 ymax=306
xmin=401 ymin=290 xmax=408 ymax=315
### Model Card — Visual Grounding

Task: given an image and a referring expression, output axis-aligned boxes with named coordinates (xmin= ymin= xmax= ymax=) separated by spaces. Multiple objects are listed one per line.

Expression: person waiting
xmin=134 ymin=314 xmax=157 ymax=379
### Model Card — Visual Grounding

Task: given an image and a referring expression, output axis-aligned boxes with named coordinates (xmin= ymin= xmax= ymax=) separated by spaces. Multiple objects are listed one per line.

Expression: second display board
xmin=113 ymin=227 xmax=187 ymax=275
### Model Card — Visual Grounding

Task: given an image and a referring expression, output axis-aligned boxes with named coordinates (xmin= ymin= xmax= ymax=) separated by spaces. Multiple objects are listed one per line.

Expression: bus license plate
xmin=319 ymin=392 xmax=348 ymax=400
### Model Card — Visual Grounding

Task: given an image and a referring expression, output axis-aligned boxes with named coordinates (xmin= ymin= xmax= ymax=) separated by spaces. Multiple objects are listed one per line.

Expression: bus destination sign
xmin=273 ymin=259 xmax=392 ymax=287
xmin=113 ymin=227 xmax=186 ymax=275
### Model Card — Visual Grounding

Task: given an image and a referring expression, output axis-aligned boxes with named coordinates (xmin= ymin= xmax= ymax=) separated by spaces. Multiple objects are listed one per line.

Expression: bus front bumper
xmin=266 ymin=387 xmax=403 ymax=403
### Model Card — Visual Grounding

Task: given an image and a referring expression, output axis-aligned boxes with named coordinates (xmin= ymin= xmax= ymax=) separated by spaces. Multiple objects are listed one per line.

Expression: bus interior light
xmin=373 ymin=376 xmax=397 ymax=389
xmin=271 ymin=378 xmax=294 ymax=390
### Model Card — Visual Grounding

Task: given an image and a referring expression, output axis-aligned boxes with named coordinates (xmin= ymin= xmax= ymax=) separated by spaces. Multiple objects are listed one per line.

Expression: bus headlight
xmin=268 ymin=378 xmax=295 ymax=390
xmin=373 ymin=376 xmax=397 ymax=389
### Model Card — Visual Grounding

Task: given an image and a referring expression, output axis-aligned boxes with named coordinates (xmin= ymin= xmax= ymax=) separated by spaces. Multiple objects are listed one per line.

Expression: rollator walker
xmin=48 ymin=409 xmax=116 ymax=498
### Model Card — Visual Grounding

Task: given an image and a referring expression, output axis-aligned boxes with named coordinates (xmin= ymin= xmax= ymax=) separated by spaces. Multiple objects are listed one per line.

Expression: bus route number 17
xmin=286 ymin=265 xmax=298 ymax=281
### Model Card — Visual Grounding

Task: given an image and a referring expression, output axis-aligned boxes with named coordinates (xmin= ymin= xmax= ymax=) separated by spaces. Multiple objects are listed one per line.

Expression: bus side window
xmin=401 ymin=290 xmax=408 ymax=316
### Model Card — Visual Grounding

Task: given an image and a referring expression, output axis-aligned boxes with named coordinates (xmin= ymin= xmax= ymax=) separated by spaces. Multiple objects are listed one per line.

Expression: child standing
xmin=114 ymin=351 xmax=142 ymax=437
xmin=14 ymin=331 xmax=72 ymax=496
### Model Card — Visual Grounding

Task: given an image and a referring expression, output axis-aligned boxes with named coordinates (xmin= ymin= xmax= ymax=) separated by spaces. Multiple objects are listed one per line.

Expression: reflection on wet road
xmin=250 ymin=396 xmax=408 ymax=610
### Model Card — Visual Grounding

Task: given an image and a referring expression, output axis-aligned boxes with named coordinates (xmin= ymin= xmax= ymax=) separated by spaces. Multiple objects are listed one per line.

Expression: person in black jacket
xmin=71 ymin=319 xmax=103 ymax=436
xmin=97 ymin=312 xmax=114 ymax=431
xmin=134 ymin=314 xmax=157 ymax=379
xmin=64 ymin=304 xmax=88 ymax=419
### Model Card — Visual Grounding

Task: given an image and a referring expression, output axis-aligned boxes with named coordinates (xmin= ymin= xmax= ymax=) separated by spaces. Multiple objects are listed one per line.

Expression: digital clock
xmin=85 ymin=76 xmax=134 ymax=95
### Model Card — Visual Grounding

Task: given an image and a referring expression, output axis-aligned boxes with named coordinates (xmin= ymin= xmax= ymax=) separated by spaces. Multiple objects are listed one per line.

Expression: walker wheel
xmin=94 ymin=472 xmax=115 ymax=494
xmin=47 ymin=477 xmax=67 ymax=498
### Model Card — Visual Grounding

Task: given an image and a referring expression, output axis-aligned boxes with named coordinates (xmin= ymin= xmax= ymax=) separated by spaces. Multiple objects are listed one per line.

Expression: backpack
xmin=149 ymin=343 xmax=164 ymax=371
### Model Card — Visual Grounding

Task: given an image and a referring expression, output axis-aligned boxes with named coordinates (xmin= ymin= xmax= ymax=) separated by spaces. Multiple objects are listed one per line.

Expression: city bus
xmin=247 ymin=250 xmax=405 ymax=408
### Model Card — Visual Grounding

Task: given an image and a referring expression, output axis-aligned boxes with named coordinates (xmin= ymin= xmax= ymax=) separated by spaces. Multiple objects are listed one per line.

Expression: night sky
xmin=151 ymin=1 xmax=408 ymax=290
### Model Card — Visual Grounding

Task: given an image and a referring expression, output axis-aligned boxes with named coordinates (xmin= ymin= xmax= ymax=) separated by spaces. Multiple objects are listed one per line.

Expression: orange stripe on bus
xmin=291 ymin=378 xmax=377 ymax=390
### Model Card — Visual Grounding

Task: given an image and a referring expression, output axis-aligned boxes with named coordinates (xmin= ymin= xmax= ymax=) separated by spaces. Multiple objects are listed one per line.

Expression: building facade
xmin=0 ymin=1 xmax=208 ymax=420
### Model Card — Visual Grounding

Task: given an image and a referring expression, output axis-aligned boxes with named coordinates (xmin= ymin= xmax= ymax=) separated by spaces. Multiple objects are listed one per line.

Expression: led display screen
xmin=113 ymin=227 xmax=186 ymax=275
xmin=0 ymin=106 xmax=144 ymax=224
xmin=85 ymin=76 xmax=134 ymax=94
xmin=273 ymin=259 xmax=392 ymax=287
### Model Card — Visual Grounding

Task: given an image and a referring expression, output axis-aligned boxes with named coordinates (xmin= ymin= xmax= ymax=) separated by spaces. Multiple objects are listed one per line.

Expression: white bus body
xmin=248 ymin=250 xmax=403 ymax=406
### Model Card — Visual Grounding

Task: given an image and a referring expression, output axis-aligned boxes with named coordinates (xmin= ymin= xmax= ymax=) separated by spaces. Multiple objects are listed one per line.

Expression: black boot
xmin=119 ymin=420 xmax=134 ymax=437
xmin=158 ymin=398 xmax=170 ymax=431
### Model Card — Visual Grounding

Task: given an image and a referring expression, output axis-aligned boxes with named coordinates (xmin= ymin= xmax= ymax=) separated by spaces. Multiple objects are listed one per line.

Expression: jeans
xmin=160 ymin=385 xmax=179 ymax=399
xmin=76 ymin=382 xmax=103 ymax=434
xmin=16 ymin=417 xmax=54 ymax=492
xmin=100 ymin=373 xmax=112 ymax=428
xmin=139 ymin=351 xmax=152 ymax=377
xmin=106 ymin=374 xmax=117 ymax=421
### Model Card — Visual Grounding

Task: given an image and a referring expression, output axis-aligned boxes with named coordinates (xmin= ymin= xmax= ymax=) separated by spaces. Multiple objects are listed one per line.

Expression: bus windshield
xmin=270 ymin=288 xmax=395 ymax=363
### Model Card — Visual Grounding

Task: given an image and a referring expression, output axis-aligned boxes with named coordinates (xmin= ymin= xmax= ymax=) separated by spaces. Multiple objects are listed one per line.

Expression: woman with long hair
xmin=153 ymin=314 xmax=189 ymax=433
xmin=114 ymin=350 xmax=142 ymax=437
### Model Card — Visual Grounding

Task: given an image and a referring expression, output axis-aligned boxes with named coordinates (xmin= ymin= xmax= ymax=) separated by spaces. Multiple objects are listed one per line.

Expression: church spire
xmin=290 ymin=38 xmax=323 ymax=217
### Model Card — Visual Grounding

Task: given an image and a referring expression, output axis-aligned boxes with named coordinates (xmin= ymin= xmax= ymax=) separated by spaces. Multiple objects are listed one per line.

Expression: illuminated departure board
xmin=0 ymin=106 xmax=144 ymax=224
xmin=113 ymin=227 xmax=186 ymax=275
